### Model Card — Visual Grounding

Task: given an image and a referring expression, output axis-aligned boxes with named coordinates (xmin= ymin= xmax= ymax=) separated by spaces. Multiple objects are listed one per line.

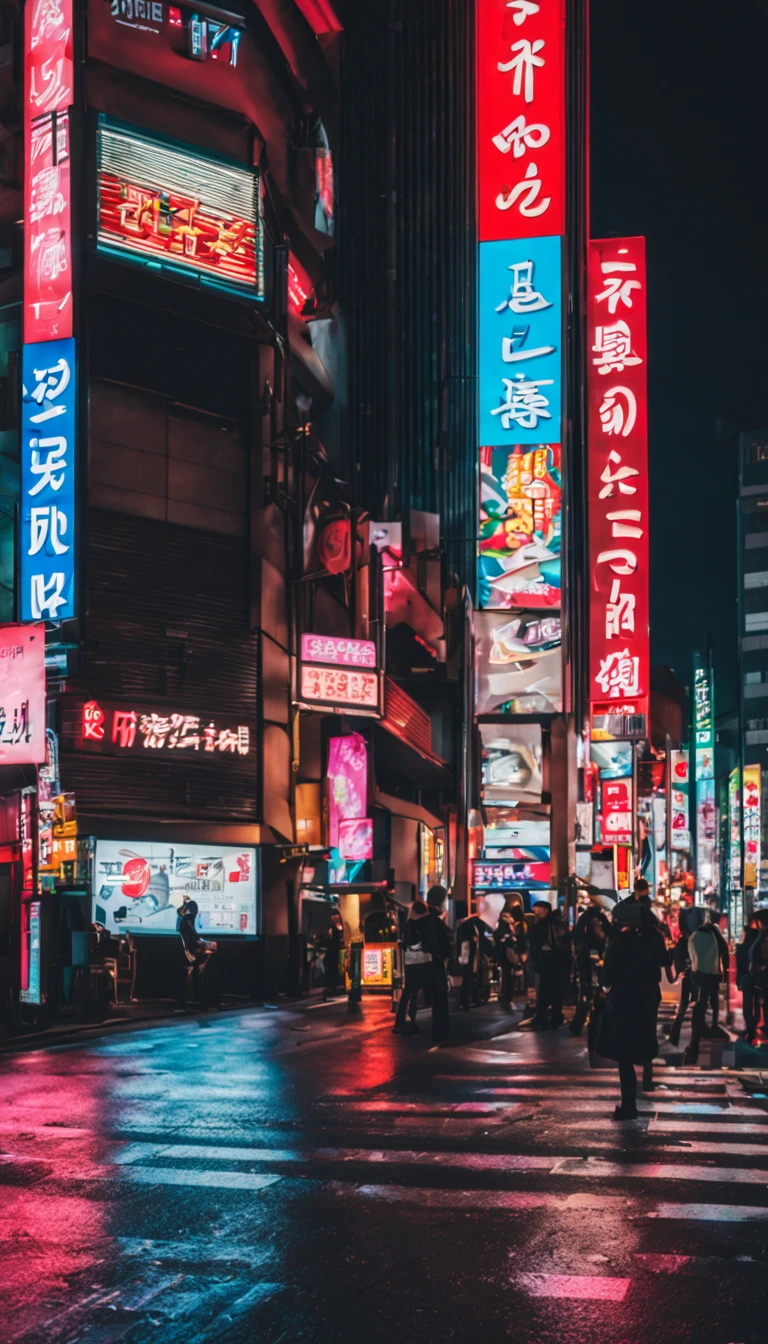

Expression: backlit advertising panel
xmin=670 ymin=749 xmax=690 ymax=852
xmin=478 ymin=444 xmax=561 ymax=609
xmin=476 ymin=0 xmax=565 ymax=242
xmin=24 ymin=0 xmax=74 ymax=344
xmin=480 ymin=722 xmax=542 ymax=805
xmin=473 ymin=857 xmax=551 ymax=890
xmin=744 ymin=764 xmax=761 ymax=889
xmin=92 ymin=840 xmax=258 ymax=936
xmin=96 ymin=118 xmax=262 ymax=296
xmin=588 ymin=238 xmax=649 ymax=729
xmin=475 ymin=609 xmax=561 ymax=715
xmin=0 ymin=625 xmax=46 ymax=764
xmin=21 ymin=338 xmax=77 ymax=621
xmin=327 ymin=733 xmax=368 ymax=884
xmin=478 ymin=235 xmax=562 ymax=448
xmin=601 ymin=778 xmax=632 ymax=847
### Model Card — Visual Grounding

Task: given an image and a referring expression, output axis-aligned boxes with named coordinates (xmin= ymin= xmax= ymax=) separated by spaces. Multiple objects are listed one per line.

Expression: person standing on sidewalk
xmin=683 ymin=913 xmax=730 ymax=1064
xmin=393 ymin=899 xmax=433 ymax=1035
xmin=323 ymin=909 xmax=345 ymax=1001
xmin=426 ymin=886 xmax=452 ymax=1044
xmin=527 ymin=900 xmax=571 ymax=1029
xmin=598 ymin=904 xmax=668 ymax=1119
xmin=737 ymin=916 xmax=761 ymax=1041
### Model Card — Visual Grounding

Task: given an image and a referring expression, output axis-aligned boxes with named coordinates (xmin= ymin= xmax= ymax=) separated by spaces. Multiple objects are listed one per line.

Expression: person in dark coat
xmin=737 ymin=916 xmax=761 ymax=1040
xmin=426 ymin=886 xmax=452 ymax=1044
xmin=598 ymin=904 xmax=668 ymax=1119
xmin=495 ymin=910 xmax=526 ymax=1011
xmin=570 ymin=903 xmax=611 ymax=1037
xmin=323 ymin=909 xmax=345 ymax=999
xmin=393 ymin=899 xmax=433 ymax=1034
xmin=176 ymin=897 xmax=217 ymax=1007
xmin=527 ymin=900 xmax=571 ymax=1029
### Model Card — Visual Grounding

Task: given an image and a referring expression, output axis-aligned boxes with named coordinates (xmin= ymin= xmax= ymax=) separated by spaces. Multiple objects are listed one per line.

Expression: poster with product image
xmin=92 ymin=840 xmax=257 ymax=936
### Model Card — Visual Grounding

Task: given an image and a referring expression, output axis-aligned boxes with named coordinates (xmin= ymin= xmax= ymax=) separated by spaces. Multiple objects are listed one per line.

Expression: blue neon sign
xmin=478 ymin=235 xmax=562 ymax=447
xmin=21 ymin=337 xmax=77 ymax=622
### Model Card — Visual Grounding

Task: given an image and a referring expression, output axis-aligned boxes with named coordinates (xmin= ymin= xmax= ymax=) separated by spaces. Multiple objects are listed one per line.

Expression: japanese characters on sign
xmin=21 ymin=338 xmax=77 ymax=622
xmin=300 ymin=665 xmax=379 ymax=712
xmin=472 ymin=857 xmax=552 ymax=890
xmin=693 ymin=655 xmax=714 ymax=781
xmin=24 ymin=0 xmax=74 ymax=344
xmin=72 ymin=700 xmax=252 ymax=758
xmin=588 ymin=238 xmax=649 ymax=729
xmin=301 ymin=634 xmax=377 ymax=669
xmin=97 ymin=118 xmax=262 ymax=296
xmin=476 ymin=0 xmax=565 ymax=243
xmin=0 ymin=625 xmax=46 ymax=764
xmin=479 ymin=235 xmax=562 ymax=448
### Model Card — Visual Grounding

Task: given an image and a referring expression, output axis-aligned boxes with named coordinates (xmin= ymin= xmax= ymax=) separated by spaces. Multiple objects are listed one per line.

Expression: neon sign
xmin=97 ymin=118 xmax=262 ymax=296
xmin=24 ymin=0 xmax=74 ymax=344
xmin=72 ymin=700 xmax=252 ymax=757
xmin=588 ymin=237 xmax=649 ymax=725
xmin=301 ymin=634 xmax=376 ymax=668
xmin=476 ymin=0 xmax=566 ymax=243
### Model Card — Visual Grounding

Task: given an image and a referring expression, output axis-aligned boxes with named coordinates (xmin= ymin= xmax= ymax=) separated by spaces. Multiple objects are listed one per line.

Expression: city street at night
xmin=2 ymin=0 xmax=768 ymax=1339
xmin=2 ymin=1001 xmax=767 ymax=1344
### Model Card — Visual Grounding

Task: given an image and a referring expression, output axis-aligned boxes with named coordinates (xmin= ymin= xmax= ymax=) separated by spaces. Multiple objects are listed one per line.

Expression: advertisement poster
xmin=478 ymin=444 xmax=562 ymax=610
xmin=670 ymin=749 xmax=690 ymax=852
xmin=591 ymin=741 xmax=633 ymax=779
xmin=475 ymin=609 xmax=561 ymax=714
xmin=92 ymin=840 xmax=257 ymax=936
xmin=0 ymin=625 xmax=46 ymax=764
xmin=729 ymin=767 xmax=741 ymax=891
xmin=473 ymin=857 xmax=551 ymax=890
xmin=480 ymin=722 xmax=542 ymax=805
xmin=744 ymin=764 xmax=761 ymax=889
xmin=327 ymin=733 xmax=368 ymax=883
xmin=602 ymin=779 xmax=632 ymax=846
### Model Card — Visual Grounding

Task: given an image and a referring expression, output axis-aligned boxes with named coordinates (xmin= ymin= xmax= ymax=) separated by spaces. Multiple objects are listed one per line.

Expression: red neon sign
xmin=587 ymin=237 xmax=649 ymax=719
xmin=24 ymin=0 xmax=74 ymax=344
xmin=476 ymin=0 xmax=566 ymax=243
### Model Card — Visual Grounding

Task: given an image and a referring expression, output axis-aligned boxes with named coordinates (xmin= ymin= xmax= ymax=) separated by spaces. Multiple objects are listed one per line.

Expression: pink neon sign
xmin=24 ymin=0 xmax=74 ymax=343
xmin=301 ymin=634 xmax=376 ymax=668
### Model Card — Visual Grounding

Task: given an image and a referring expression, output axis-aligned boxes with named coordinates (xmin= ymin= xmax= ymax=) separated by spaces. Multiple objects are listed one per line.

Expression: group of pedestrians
xmin=392 ymin=886 xmax=452 ymax=1043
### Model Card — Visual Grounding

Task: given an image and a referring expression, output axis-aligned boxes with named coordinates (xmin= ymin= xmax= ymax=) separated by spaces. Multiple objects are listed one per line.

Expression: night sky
xmin=590 ymin=1 xmax=768 ymax=714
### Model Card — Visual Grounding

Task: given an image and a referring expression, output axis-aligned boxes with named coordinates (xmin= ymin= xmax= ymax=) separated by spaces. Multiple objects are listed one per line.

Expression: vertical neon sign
xmin=24 ymin=0 xmax=74 ymax=344
xmin=587 ymin=237 xmax=649 ymax=733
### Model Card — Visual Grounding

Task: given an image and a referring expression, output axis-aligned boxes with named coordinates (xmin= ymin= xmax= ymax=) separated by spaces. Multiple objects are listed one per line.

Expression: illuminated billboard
xmin=21 ymin=338 xmax=77 ymax=621
xmin=744 ymin=764 xmax=761 ymax=889
xmin=475 ymin=0 xmax=566 ymax=243
xmin=478 ymin=444 xmax=562 ymax=609
xmin=0 ymin=625 xmax=47 ymax=765
xmin=478 ymin=234 xmax=562 ymax=448
xmin=475 ymin=609 xmax=561 ymax=715
xmin=473 ymin=857 xmax=551 ymax=890
xmin=96 ymin=117 xmax=262 ymax=296
xmin=298 ymin=631 xmax=381 ymax=716
xmin=92 ymin=840 xmax=258 ymax=936
xmin=670 ymin=750 xmax=690 ymax=852
xmin=591 ymin=741 xmax=632 ymax=780
xmin=480 ymin=722 xmax=542 ymax=805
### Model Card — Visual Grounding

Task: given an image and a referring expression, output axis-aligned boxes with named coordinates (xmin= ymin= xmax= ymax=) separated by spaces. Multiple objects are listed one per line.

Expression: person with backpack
xmin=683 ymin=913 xmax=730 ymax=1064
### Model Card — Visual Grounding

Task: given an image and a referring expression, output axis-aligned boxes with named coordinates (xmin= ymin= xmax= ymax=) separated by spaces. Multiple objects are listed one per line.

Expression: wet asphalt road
xmin=1 ymin=997 xmax=767 ymax=1344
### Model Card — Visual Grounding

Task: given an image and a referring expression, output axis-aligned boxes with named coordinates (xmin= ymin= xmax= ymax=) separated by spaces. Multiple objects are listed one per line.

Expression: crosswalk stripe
xmin=108 ymin=1142 xmax=768 ymax=1186
xmin=126 ymin=1168 xmax=282 ymax=1191
xmin=648 ymin=1119 xmax=768 ymax=1136
xmin=515 ymin=1273 xmax=631 ymax=1301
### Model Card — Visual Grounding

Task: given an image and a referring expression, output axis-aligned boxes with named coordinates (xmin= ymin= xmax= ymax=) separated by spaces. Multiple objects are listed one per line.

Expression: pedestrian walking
xmin=683 ymin=913 xmax=730 ymax=1064
xmin=527 ymin=900 xmax=571 ymax=1029
xmin=597 ymin=903 xmax=668 ymax=1119
xmin=737 ymin=916 xmax=761 ymax=1041
xmin=570 ymin=902 xmax=611 ymax=1037
xmin=495 ymin=909 xmax=525 ymax=1011
xmin=749 ymin=926 xmax=768 ymax=1040
xmin=666 ymin=928 xmax=697 ymax=1047
xmin=393 ymin=899 xmax=433 ymax=1035
xmin=323 ymin=909 xmax=345 ymax=1000
xmin=426 ymin=885 xmax=452 ymax=1044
